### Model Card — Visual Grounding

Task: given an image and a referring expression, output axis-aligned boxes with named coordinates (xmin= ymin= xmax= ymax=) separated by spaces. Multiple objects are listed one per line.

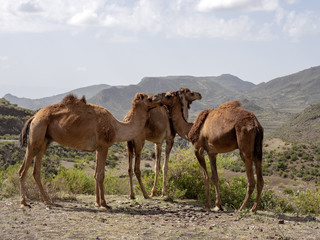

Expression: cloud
xmin=68 ymin=10 xmax=99 ymax=26
xmin=0 ymin=56 xmax=8 ymax=61
xmin=18 ymin=0 xmax=43 ymax=13
xmin=282 ymin=10 xmax=320 ymax=40
xmin=196 ymin=0 xmax=279 ymax=12
xmin=0 ymin=0 xmax=319 ymax=42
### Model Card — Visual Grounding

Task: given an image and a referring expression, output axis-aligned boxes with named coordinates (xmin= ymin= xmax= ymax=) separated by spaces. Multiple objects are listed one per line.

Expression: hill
xmin=0 ymin=98 xmax=35 ymax=136
xmin=3 ymin=66 xmax=320 ymax=132
xmin=272 ymin=103 xmax=320 ymax=144
xmin=245 ymin=66 xmax=320 ymax=113
xmin=90 ymin=74 xmax=256 ymax=119
xmin=4 ymin=84 xmax=111 ymax=110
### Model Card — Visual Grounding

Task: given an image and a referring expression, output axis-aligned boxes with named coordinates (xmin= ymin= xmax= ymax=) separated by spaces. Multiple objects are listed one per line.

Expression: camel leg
xmin=133 ymin=141 xmax=150 ymax=199
xmin=208 ymin=153 xmax=223 ymax=211
xmin=161 ymin=138 xmax=174 ymax=197
xmin=151 ymin=143 xmax=162 ymax=197
xmin=19 ymin=146 xmax=35 ymax=208
xmin=251 ymin=159 xmax=264 ymax=212
xmin=126 ymin=141 xmax=135 ymax=199
xmin=239 ymin=153 xmax=256 ymax=211
xmin=32 ymin=140 xmax=53 ymax=205
xmin=194 ymin=148 xmax=211 ymax=211
xmin=94 ymin=147 xmax=111 ymax=209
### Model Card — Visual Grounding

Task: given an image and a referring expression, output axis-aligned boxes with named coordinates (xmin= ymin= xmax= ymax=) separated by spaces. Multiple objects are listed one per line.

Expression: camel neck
xmin=114 ymin=105 xmax=148 ymax=142
xmin=170 ymin=102 xmax=193 ymax=141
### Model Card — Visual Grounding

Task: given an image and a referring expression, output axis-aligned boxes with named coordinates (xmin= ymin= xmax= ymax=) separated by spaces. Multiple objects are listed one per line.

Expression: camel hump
xmin=61 ymin=94 xmax=87 ymax=105
xmin=188 ymin=109 xmax=211 ymax=144
xmin=218 ymin=100 xmax=241 ymax=109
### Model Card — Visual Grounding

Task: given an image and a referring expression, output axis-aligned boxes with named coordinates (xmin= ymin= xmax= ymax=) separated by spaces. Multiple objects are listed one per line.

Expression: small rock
xmin=304 ymin=215 xmax=316 ymax=221
xmin=209 ymin=224 xmax=216 ymax=230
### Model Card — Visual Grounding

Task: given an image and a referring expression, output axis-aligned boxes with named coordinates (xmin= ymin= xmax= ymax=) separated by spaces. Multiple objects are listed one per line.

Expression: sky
xmin=0 ymin=0 xmax=320 ymax=99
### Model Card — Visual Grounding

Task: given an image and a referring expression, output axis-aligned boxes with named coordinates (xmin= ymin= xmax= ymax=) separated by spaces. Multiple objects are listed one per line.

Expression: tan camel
xmin=19 ymin=93 xmax=160 ymax=209
xmin=124 ymin=89 xmax=201 ymax=199
xmin=154 ymin=92 xmax=264 ymax=212
xmin=188 ymin=101 xmax=264 ymax=212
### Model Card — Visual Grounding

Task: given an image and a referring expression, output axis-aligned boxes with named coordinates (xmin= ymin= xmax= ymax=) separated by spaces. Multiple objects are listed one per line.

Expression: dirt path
xmin=1 ymin=195 xmax=319 ymax=240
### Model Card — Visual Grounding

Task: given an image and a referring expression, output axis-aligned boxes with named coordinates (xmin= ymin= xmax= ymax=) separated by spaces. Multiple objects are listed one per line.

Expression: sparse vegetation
xmin=1 ymin=142 xmax=320 ymax=215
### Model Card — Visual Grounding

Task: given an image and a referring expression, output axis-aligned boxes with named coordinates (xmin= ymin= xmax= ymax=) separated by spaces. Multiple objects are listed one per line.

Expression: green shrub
xmin=294 ymin=189 xmax=320 ymax=215
xmin=52 ymin=166 xmax=95 ymax=195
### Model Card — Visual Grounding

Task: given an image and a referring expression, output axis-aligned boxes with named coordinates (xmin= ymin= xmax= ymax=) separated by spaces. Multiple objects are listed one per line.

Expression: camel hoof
xmin=100 ymin=205 xmax=112 ymax=210
xmin=202 ymin=207 xmax=211 ymax=212
xmin=130 ymin=195 xmax=136 ymax=200
xmin=143 ymin=195 xmax=151 ymax=199
xmin=213 ymin=206 xmax=223 ymax=212
xmin=20 ymin=203 xmax=31 ymax=209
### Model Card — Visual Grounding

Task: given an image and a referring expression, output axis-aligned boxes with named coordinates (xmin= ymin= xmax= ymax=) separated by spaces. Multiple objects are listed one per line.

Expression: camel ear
xmin=179 ymin=88 xmax=188 ymax=93
xmin=135 ymin=93 xmax=145 ymax=100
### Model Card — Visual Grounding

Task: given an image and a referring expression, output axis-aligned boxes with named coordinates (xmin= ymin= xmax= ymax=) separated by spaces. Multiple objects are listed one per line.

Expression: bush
xmin=140 ymin=148 xmax=255 ymax=209
xmin=52 ymin=167 xmax=129 ymax=196
xmin=52 ymin=167 xmax=95 ymax=195
xmin=294 ymin=189 xmax=320 ymax=215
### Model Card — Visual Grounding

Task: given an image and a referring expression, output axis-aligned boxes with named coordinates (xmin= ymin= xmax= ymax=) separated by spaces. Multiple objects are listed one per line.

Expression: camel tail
xmin=126 ymin=140 xmax=134 ymax=156
xmin=20 ymin=116 xmax=34 ymax=148
xmin=254 ymin=122 xmax=264 ymax=162
xmin=188 ymin=109 xmax=211 ymax=144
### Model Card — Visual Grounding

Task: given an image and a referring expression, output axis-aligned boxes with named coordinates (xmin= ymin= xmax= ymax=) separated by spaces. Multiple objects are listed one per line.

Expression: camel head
xmin=152 ymin=90 xmax=179 ymax=107
xmin=178 ymin=88 xmax=202 ymax=104
xmin=152 ymin=89 xmax=202 ymax=121
xmin=132 ymin=93 xmax=161 ymax=111
xmin=152 ymin=89 xmax=202 ymax=108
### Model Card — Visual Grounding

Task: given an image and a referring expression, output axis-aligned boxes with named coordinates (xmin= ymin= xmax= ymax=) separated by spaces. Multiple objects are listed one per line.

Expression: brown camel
xmin=154 ymin=92 xmax=264 ymax=212
xmin=124 ymin=89 xmax=202 ymax=199
xmin=19 ymin=93 xmax=160 ymax=209
xmin=152 ymin=88 xmax=201 ymax=141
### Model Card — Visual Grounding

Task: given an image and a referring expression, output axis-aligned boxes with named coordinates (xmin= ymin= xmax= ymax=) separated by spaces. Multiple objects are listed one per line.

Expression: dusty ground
xmin=1 ymin=195 xmax=319 ymax=240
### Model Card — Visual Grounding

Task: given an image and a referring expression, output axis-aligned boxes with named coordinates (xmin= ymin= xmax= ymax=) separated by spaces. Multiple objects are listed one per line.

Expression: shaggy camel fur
xmin=124 ymin=89 xmax=201 ymax=199
xmin=19 ymin=93 xmax=160 ymax=209
xmin=152 ymin=88 xmax=202 ymax=141
xmin=188 ymin=101 xmax=264 ymax=212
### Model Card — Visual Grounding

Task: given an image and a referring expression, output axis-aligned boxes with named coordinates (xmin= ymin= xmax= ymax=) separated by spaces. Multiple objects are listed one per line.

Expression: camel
xmin=152 ymin=88 xmax=201 ymax=141
xmin=19 ymin=93 xmax=161 ymax=209
xmin=124 ymin=89 xmax=202 ymax=199
xmin=154 ymin=92 xmax=264 ymax=212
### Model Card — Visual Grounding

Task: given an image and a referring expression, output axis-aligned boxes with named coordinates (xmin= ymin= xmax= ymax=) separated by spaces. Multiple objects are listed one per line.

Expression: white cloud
xmin=282 ymin=10 xmax=320 ymax=40
xmin=68 ymin=10 xmax=99 ymax=26
xmin=0 ymin=56 xmax=8 ymax=61
xmin=196 ymin=0 xmax=279 ymax=12
xmin=0 ymin=0 xmax=319 ymax=42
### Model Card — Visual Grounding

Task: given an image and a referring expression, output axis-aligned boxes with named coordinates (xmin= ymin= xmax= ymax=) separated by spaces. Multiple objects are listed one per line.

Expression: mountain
xmin=3 ymin=66 xmax=319 ymax=134
xmin=4 ymin=84 xmax=111 ymax=110
xmin=0 ymin=98 xmax=35 ymax=136
xmin=271 ymin=103 xmax=320 ymax=144
xmin=245 ymin=66 xmax=320 ymax=113
xmin=89 ymin=74 xmax=256 ymax=119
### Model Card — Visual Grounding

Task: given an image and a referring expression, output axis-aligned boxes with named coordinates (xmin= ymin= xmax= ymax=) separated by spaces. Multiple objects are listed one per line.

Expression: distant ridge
xmin=4 ymin=84 xmax=111 ymax=110
xmin=3 ymin=66 xmax=320 ymax=133
xmin=245 ymin=66 xmax=320 ymax=113
xmin=272 ymin=103 xmax=320 ymax=144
